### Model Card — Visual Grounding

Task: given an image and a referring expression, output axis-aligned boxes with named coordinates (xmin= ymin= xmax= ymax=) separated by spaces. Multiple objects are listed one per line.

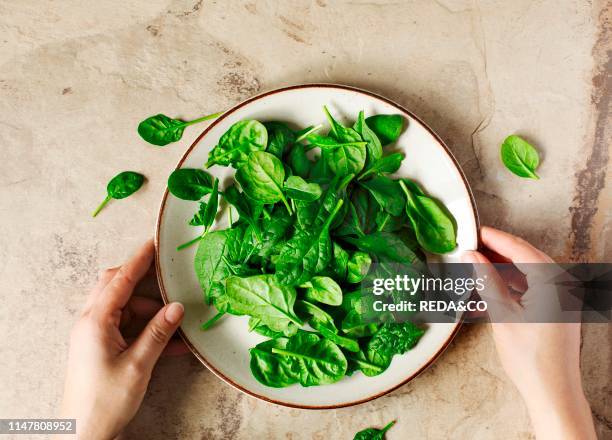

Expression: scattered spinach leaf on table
xmin=92 ymin=171 xmax=145 ymax=217
xmin=138 ymin=111 xmax=222 ymax=146
xmin=500 ymin=134 xmax=540 ymax=179
xmin=353 ymin=420 xmax=396 ymax=440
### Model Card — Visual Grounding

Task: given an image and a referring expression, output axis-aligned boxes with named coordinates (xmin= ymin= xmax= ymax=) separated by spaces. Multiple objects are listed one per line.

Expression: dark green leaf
xmin=287 ymin=143 xmax=313 ymax=178
xmin=270 ymin=330 xmax=348 ymax=386
xmin=276 ymin=200 xmax=344 ymax=285
xmin=359 ymin=176 xmax=405 ymax=216
xmin=332 ymin=242 xmax=350 ymax=281
xmin=358 ymin=152 xmax=405 ymax=180
xmin=354 ymin=110 xmax=383 ymax=168
xmin=353 ymin=421 xmax=396 ymax=440
xmin=284 ymin=176 xmax=322 ymax=202
xmin=297 ymin=300 xmax=359 ymax=352
xmin=235 ymin=151 xmax=292 ymax=212
xmin=167 ymin=168 xmax=214 ymax=201
xmin=264 ymin=121 xmax=296 ymax=158
xmin=343 ymin=231 xmax=422 ymax=265
xmin=222 ymin=185 xmax=263 ymax=239
xmin=206 ymin=120 xmax=268 ymax=168
xmin=225 ymin=275 xmax=303 ymax=332
xmin=138 ymin=112 xmax=221 ymax=146
xmin=365 ymin=114 xmax=404 ymax=145
xmin=346 ymin=251 xmax=372 ymax=284
xmin=301 ymin=276 xmax=342 ymax=306
xmin=189 ymin=178 xmax=219 ymax=230
xmin=399 ymin=180 xmax=457 ymax=254
xmin=93 ymin=171 xmax=145 ymax=217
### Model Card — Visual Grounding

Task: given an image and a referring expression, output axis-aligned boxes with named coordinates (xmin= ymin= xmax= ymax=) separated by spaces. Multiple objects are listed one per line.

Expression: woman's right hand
xmin=462 ymin=226 xmax=596 ymax=440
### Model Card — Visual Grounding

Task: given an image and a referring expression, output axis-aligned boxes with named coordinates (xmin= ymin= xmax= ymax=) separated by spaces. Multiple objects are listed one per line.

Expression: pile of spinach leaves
xmin=167 ymin=106 xmax=457 ymax=388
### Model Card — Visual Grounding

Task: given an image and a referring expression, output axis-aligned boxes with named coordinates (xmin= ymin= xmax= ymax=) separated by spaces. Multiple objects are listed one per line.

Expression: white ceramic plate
xmin=155 ymin=84 xmax=479 ymax=409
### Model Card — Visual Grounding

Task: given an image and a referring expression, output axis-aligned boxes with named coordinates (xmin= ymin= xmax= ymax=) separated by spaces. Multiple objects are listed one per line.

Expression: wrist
xmin=522 ymin=387 xmax=596 ymax=439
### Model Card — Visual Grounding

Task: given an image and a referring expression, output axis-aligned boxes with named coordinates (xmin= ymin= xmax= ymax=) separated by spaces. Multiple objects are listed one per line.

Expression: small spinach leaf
xmin=332 ymin=242 xmax=350 ymax=281
xmin=359 ymin=176 xmax=405 ymax=216
xmin=225 ymin=275 xmax=303 ymax=332
xmin=365 ymin=114 xmax=404 ymax=145
xmin=235 ymin=151 xmax=292 ymax=213
xmin=353 ymin=421 xmax=396 ymax=440
xmin=92 ymin=171 xmax=145 ymax=217
xmin=287 ymin=143 xmax=313 ymax=178
xmin=264 ymin=121 xmax=295 ymax=158
xmin=276 ymin=200 xmax=344 ymax=285
xmin=500 ymin=134 xmax=540 ymax=179
xmin=354 ymin=110 xmax=383 ymax=168
xmin=284 ymin=176 xmax=322 ymax=202
xmin=346 ymin=251 xmax=372 ymax=284
xmin=138 ymin=112 xmax=221 ymax=146
xmin=297 ymin=300 xmax=359 ymax=352
xmin=167 ymin=168 xmax=214 ymax=201
xmin=222 ymin=185 xmax=263 ymax=240
xmin=301 ymin=276 xmax=342 ymax=306
xmin=206 ymin=120 xmax=268 ymax=168
xmin=249 ymin=338 xmax=300 ymax=388
xmin=188 ymin=178 xmax=219 ymax=231
xmin=358 ymin=152 xmax=405 ymax=181
xmin=399 ymin=180 xmax=457 ymax=254
xmin=270 ymin=330 xmax=348 ymax=386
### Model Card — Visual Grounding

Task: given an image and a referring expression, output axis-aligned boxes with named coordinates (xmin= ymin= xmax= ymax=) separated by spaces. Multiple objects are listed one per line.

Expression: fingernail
xmin=165 ymin=302 xmax=184 ymax=325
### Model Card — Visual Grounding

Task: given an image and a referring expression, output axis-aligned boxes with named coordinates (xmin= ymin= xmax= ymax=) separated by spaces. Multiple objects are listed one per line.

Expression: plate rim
xmin=154 ymin=83 xmax=479 ymax=409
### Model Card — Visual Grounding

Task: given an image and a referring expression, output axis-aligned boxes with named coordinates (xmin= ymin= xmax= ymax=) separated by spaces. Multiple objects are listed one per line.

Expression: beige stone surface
xmin=0 ymin=0 xmax=610 ymax=439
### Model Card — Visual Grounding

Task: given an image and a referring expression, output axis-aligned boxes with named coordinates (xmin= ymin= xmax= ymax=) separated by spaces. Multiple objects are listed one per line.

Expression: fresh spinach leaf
xmin=500 ymin=134 xmax=540 ymax=179
xmin=332 ymin=242 xmax=350 ymax=281
xmin=275 ymin=199 xmax=344 ymax=285
xmin=249 ymin=338 xmax=300 ymax=388
xmin=365 ymin=322 xmax=425 ymax=370
xmin=194 ymin=230 xmax=232 ymax=307
xmin=359 ymin=176 xmax=405 ymax=216
xmin=225 ymin=275 xmax=303 ymax=332
xmin=346 ymin=251 xmax=372 ymax=284
xmin=264 ymin=121 xmax=295 ymax=158
xmin=222 ymin=185 xmax=263 ymax=240
xmin=343 ymin=231 xmax=422 ymax=265
xmin=138 ymin=111 xmax=222 ymax=146
xmin=284 ymin=176 xmax=322 ymax=202
xmin=167 ymin=168 xmax=214 ymax=201
xmin=235 ymin=151 xmax=292 ymax=213
xmin=358 ymin=152 xmax=405 ymax=180
xmin=287 ymin=143 xmax=313 ymax=178
xmin=297 ymin=300 xmax=359 ymax=352
xmin=354 ymin=110 xmax=383 ymax=168
xmin=301 ymin=276 xmax=343 ymax=306
xmin=206 ymin=120 xmax=268 ymax=168
xmin=399 ymin=180 xmax=457 ymax=254
xmin=323 ymin=105 xmax=362 ymax=143
xmin=365 ymin=114 xmax=404 ymax=145
xmin=92 ymin=171 xmax=145 ymax=217
xmin=353 ymin=421 xmax=396 ymax=440
xmin=188 ymin=178 xmax=219 ymax=231
xmin=270 ymin=330 xmax=348 ymax=386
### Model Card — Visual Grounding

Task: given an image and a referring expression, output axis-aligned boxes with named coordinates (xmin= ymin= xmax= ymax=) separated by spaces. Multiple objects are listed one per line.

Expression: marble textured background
xmin=0 ymin=0 xmax=610 ymax=439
